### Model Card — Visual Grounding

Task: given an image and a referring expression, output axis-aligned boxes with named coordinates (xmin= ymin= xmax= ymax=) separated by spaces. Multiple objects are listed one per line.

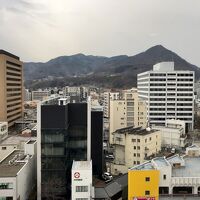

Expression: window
xmin=149 ymin=137 xmax=151 ymax=141
xmin=0 ymin=183 xmax=13 ymax=189
xmin=2 ymin=147 xmax=6 ymax=150
xmin=137 ymin=146 xmax=140 ymax=150
xmin=132 ymin=139 xmax=136 ymax=142
xmin=133 ymin=161 xmax=136 ymax=164
xmin=134 ymin=153 xmax=136 ymax=157
xmin=163 ymin=174 xmax=166 ymax=180
xmin=137 ymin=139 xmax=140 ymax=142
xmin=137 ymin=161 xmax=140 ymax=164
xmin=145 ymin=177 xmax=150 ymax=182
xmin=145 ymin=190 xmax=150 ymax=195
xmin=137 ymin=153 xmax=140 ymax=157
xmin=145 ymin=139 xmax=147 ymax=143
xmin=76 ymin=186 xmax=88 ymax=192
xmin=134 ymin=146 xmax=136 ymax=150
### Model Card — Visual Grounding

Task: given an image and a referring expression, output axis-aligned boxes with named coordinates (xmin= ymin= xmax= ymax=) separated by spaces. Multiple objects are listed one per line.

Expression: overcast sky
xmin=0 ymin=0 xmax=200 ymax=66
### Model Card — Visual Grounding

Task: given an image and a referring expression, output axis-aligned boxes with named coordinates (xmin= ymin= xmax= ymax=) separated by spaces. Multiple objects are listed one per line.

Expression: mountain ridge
xmin=24 ymin=45 xmax=200 ymax=89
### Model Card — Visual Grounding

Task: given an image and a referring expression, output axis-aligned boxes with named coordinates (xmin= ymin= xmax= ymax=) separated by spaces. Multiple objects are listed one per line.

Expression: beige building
xmin=111 ymin=127 xmax=161 ymax=175
xmin=109 ymin=88 xmax=147 ymax=144
xmin=0 ymin=50 xmax=23 ymax=127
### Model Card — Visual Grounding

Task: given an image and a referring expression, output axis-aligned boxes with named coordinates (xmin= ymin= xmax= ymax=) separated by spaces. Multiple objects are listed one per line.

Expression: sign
xmin=74 ymin=172 xmax=80 ymax=179
xmin=133 ymin=197 xmax=156 ymax=200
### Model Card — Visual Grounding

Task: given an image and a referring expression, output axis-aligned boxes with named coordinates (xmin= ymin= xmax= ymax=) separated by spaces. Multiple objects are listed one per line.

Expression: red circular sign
xmin=74 ymin=172 xmax=80 ymax=178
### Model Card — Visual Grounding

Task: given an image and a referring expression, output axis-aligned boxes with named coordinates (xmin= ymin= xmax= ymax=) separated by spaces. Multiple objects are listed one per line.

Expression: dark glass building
xmin=37 ymin=99 xmax=103 ymax=200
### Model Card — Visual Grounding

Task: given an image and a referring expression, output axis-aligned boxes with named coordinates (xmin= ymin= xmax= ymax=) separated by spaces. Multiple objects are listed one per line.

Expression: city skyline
xmin=0 ymin=0 xmax=200 ymax=68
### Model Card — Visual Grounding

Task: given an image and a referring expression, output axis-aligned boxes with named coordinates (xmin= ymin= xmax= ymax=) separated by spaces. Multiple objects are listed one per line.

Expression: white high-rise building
xmin=137 ymin=62 xmax=194 ymax=132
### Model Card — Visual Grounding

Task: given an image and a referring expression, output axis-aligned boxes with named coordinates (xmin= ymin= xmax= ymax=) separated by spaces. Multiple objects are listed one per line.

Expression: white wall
xmin=0 ymin=177 xmax=16 ymax=200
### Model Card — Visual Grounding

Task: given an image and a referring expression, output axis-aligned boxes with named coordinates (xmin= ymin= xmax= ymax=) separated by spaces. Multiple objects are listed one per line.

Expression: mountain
xmin=24 ymin=45 xmax=200 ymax=89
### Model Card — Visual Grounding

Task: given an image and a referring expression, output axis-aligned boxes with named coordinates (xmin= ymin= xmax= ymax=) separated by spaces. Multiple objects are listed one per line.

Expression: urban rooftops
xmin=114 ymin=126 xmax=158 ymax=136
xmin=0 ymin=150 xmax=30 ymax=177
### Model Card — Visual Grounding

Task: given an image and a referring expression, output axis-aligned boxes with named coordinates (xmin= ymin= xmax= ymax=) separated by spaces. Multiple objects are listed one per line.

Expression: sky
xmin=0 ymin=0 xmax=200 ymax=66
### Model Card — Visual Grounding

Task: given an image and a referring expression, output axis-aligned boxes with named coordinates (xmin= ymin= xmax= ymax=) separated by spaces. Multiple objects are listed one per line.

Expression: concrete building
xmin=103 ymin=92 xmax=120 ymax=118
xmin=0 ymin=140 xmax=36 ymax=200
xmin=37 ymin=97 xmax=103 ymax=199
xmin=128 ymin=144 xmax=200 ymax=199
xmin=31 ymin=90 xmax=50 ymax=101
xmin=24 ymin=88 xmax=31 ymax=101
xmin=137 ymin=62 xmax=194 ymax=132
xmin=0 ymin=135 xmax=37 ymax=162
xmin=0 ymin=50 xmax=23 ymax=127
xmin=71 ymin=160 xmax=94 ymax=199
xmin=0 ymin=122 xmax=8 ymax=142
xmin=109 ymin=88 xmax=147 ymax=144
xmin=152 ymin=119 xmax=186 ymax=148
xmin=111 ymin=127 xmax=161 ymax=175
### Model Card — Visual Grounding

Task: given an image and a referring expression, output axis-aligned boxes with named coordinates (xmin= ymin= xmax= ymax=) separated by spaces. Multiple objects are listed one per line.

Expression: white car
xmin=102 ymin=172 xmax=113 ymax=182
xmin=105 ymin=154 xmax=114 ymax=159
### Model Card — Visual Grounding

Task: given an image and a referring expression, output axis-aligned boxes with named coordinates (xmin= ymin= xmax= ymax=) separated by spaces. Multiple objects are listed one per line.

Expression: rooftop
xmin=153 ymin=157 xmax=170 ymax=167
xmin=0 ymin=136 xmax=37 ymax=145
xmin=114 ymin=126 xmax=158 ymax=136
xmin=0 ymin=150 xmax=27 ymax=177
xmin=172 ymin=157 xmax=200 ymax=177
xmin=0 ymin=50 xmax=20 ymax=60
xmin=130 ymin=161 xmax=155 ymax=170
xmin=72 ymin=160 xmax=92 ymax=170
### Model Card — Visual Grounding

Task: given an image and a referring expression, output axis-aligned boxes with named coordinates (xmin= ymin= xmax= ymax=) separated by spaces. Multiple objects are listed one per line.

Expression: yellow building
xmin=128 ymin=163 xmax=159 ymax=200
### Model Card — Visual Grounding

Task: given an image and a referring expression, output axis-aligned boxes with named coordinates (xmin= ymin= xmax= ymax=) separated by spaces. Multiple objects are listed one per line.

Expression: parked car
xmin=105 ymin=154 xmax=114 ymax=159
xmin=102 ymin=172 xmax=113 ymax=182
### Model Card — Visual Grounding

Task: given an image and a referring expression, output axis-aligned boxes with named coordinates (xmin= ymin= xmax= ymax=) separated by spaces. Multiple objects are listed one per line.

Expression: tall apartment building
xmin=37 ymin=98 xmax=103 ymax=200
xmin=137 ymin=62 xmax=194 ymax=132
xmin=109 ymin=88 xmax=147 ymax=144
xmin=0 ymin=50 xmax=23 ymax=127
xmin=103 ymin=92 xmax=120 ymax=118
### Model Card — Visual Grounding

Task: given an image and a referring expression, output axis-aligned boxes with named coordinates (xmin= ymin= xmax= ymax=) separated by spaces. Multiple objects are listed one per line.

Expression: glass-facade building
xmin=37 ymin=101 xmax=103 ymax=200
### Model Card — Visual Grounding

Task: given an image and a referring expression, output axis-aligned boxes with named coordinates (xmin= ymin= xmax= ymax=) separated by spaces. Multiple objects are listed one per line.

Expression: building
xmin=24 ymin=88 xmax=31 ymax=101
xmin=137 ymin=62 xmax=194 ymax=132
xmin=0 ymin=135 xmax=37 ymax=162
xmin=152 ymin=119 xmax=186 ymax=148
xmin=31 ymin=90 xmax=50 ymax=101
xmin=109 ymin=88 xmax=147 ymax=144
xmin=111 ymin=127 xmax=161 ymax=175
xmin=103 ymin=92 xmax=120 ymax=118
xmin=0 ymin=122 xmax=8 ymax=142
xmin=0 ymin=50 xmax=23 ymax=127
xmin=128 ymin=144 xmax=200 ymax=199
xmin=71 ymin=160 xmax=94 ymax=199
xmin=37 ymin=97 xmax=103 ymax=200
xmin=0 ymin=140 xmax=36 ymax=200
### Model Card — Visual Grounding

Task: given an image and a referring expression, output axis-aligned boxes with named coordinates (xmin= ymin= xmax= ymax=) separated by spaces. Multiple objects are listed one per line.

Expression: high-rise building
xmin=0 ymin=50 xmax=23 ymax=127
xmin=37 ymin=98 xmax=103 ymax=200
xmin=109 ymin=88 xmax=147 ymax=144
xmin=137 ymin=62 xmax=194 ymax=132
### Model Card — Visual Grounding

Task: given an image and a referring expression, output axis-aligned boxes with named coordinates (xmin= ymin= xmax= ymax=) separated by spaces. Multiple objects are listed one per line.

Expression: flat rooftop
xmin=153 ymin=157 xmax=170 ymax=167
xmin=172 ymin=157 xmax=200 ymax=177
xmin=0 ymin=136 xmax=37 ymax=145
xmin=0 ymin=150 xmax=27 ymax=177
xmin=115 ymin=126 xmax=158 ymax=136
xmin=72 ymin=160 xmax=92 ymax=170
xmin=130 ymin=161 xmax=155 ymax=170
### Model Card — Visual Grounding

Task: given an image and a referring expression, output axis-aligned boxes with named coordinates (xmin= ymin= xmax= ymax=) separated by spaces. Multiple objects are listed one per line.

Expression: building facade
xmin=111 ymin=127 xmax=161 ymax=175
xmin=0 ymin=50 xmax=23 ymax=127
xmin=37 ymin=98 xmax=103 ymax=200
xmin=0 ymin=140 xmax=36 ymax=200
xmin=31 ymin=90 xmax=50 ymax=101
xmin=137 ymin=62 xmax=194 ymax=132
xmin=71 ymin=161 xmax=94 ymax=200
xmin=109 ymin=88 xmax=147 ymax=144
xmin=128 ymin=144 xmax=200 ymax=199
